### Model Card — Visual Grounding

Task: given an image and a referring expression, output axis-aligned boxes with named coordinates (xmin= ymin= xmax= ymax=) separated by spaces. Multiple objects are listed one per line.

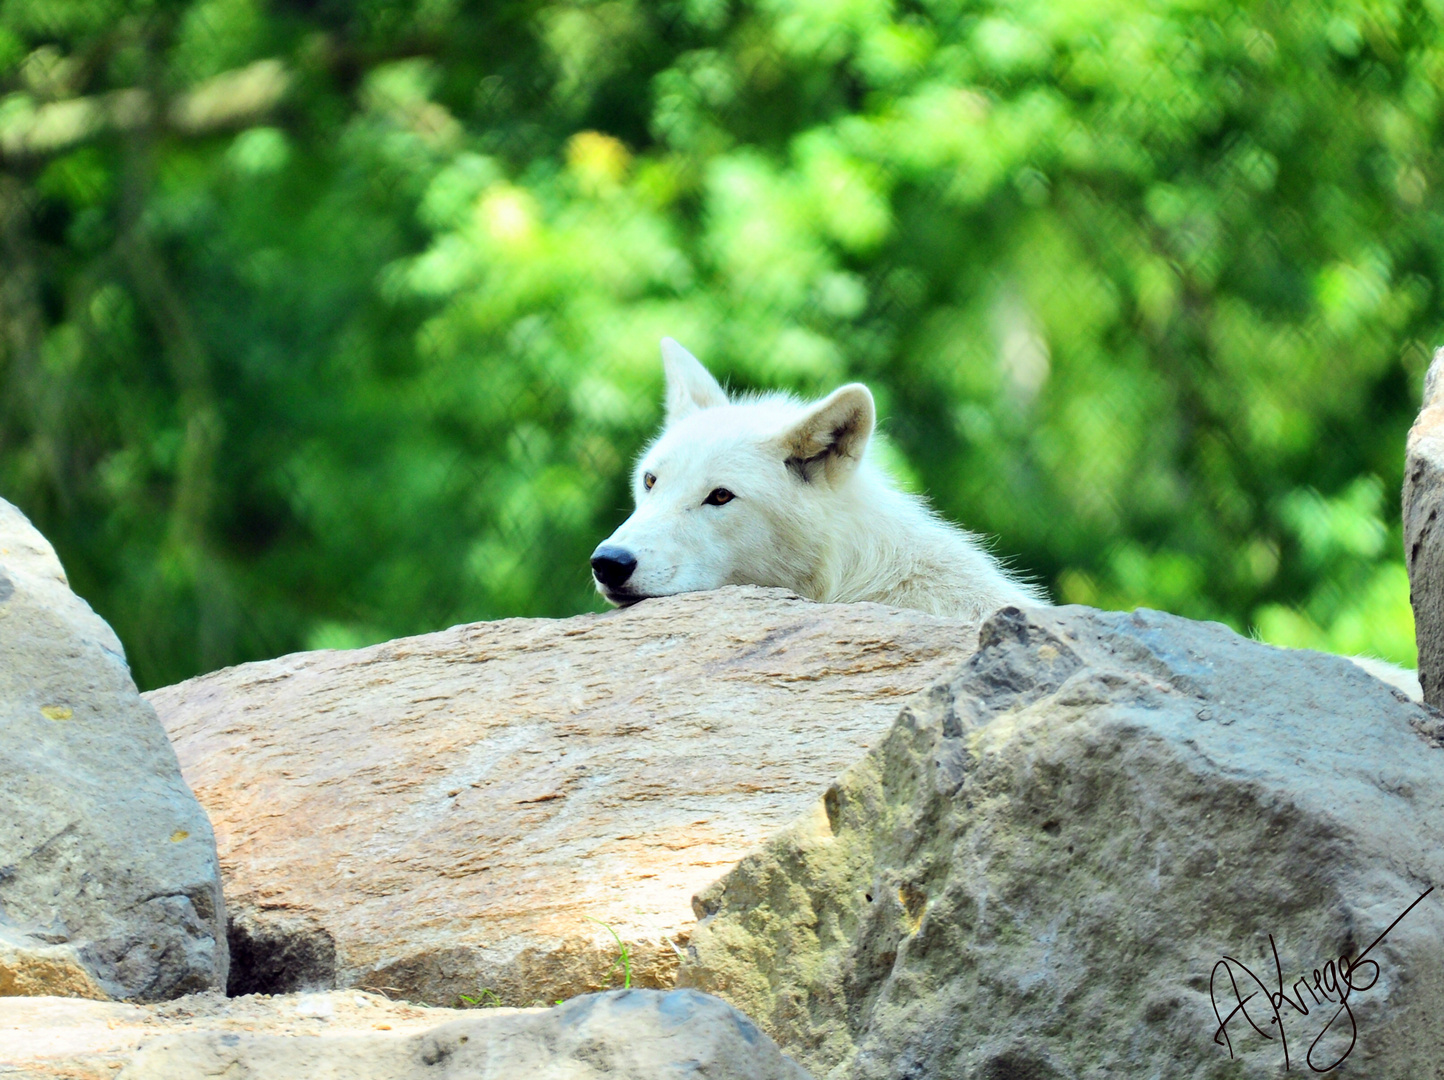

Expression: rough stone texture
xmin=0 ymin=928 xmax=108 ymax=1001
xmin=0 ymin=989 xmax=473 ymax=1079
xmin=1405 ymin=346 xmax=1444 ymax=708
xmin=146 ymin=586 xmax=980 ymax=1007
xmin=0 ymin=498 xmax=226 ymax=1002
xmin=117 ymin=990 xmax=810 ymax=1080
xmin=678 ymin=605 xmax=1444 ymax=1079
xmin=0 ymin=989 xmax=809 ymax=1080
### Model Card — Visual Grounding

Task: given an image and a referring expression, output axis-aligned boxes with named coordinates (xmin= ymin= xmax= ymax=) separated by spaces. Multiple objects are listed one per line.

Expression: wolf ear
xmin=777 ymin=383 xmax=875 ymax=486
xmin=661 ymin=338 xmax=728 ymax=421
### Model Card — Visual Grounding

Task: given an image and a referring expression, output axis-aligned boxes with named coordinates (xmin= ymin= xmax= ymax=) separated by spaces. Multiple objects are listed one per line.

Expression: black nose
xmin=591 ymin=545 xmax=638 ymax=589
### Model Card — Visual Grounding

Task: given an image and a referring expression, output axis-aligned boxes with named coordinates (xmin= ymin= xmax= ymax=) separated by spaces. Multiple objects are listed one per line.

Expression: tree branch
xmin=0 ymin=59 xmax=290 ymax=162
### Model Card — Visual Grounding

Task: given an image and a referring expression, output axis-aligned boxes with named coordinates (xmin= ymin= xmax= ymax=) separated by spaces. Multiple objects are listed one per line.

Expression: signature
xmin=1210 ymin=886 xmax=1433 ymax=1072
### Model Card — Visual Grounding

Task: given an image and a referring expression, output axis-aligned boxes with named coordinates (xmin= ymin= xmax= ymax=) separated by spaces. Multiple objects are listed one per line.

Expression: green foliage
xmin=581 ymin=916 xmax=633 ymax=990
xmin=1 ymin=0 xmax=1438 ymax=688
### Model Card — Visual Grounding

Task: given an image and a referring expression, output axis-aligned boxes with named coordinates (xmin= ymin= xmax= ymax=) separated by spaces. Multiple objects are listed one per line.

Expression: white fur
xmin=1346 ymin=655 xmax=1422 ymax=700
xmin=590 ymin=339 xmax=1046 ymax=620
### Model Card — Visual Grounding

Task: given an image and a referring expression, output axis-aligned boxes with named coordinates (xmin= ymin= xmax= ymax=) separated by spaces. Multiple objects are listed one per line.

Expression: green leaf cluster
xmin=1 ymin=0 xmax=1437 ymax=688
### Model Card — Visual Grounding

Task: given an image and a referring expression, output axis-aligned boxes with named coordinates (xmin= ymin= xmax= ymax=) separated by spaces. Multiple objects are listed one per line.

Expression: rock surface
xmin=0 ymin=989 xmax=469 ymax=1079
xmin=1405 ymin=346 xmax=1444 ymax=708
xmin=0 ymin=498 xmax=226 ymax=1002
xmin=0 ymin=989 xmax=810 ymax=1080
xmin=678 ymin=605 xmax=1444 ymax=1079
xmin=146 ymin=586 xmax=980 ymax=1006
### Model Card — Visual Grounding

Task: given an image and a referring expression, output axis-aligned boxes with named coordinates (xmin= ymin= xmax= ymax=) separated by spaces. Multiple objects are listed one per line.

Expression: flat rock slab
xmin=0 ymin=499 xmax=226 ymax=1002
xmin=146 ymin=586 xmax=979 ymax=1006
xmin=0 ymin=989 xmax=810 ymax=1080
xmin=0 ymin=989 xmax=474 ymax=1079
xmin=680 ymin=605 xmax=1444 ymax=1079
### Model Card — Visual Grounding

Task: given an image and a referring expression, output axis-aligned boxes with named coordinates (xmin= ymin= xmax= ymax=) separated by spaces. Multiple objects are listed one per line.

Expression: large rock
xmin=678 ymin=605 xmax=1444 ymax=1079
xmin=0 ymin=498 xmax=226 ymax=1002
xmin=1405 ymin=346 xmax=1444 ymax=708
xmin=146 ymin=586 xmax=980 ymax=1006
xmin=0 ymin=989 xmax=810 ymax=1080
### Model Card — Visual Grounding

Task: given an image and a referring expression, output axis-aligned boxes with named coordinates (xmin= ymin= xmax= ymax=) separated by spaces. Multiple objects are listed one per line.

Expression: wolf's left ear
xmin=776 ymin=383 xmax=875 ymax=486
xmin=661 ymin=338 xmax=728 ymax=421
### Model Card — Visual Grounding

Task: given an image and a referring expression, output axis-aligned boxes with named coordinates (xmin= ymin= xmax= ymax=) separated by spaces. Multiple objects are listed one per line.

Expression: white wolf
xmin=589 ymin=340 xmax=1424 ymax=701
xmin=590 ymin=339 xmax=1046 ymax=620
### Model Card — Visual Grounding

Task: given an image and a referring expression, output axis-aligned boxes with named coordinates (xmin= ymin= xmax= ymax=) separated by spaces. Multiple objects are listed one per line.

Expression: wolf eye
xmin=703 ymin=487 xmax=735 ymax=506
xmin=643 ymin=472 xmax=656 ymax=491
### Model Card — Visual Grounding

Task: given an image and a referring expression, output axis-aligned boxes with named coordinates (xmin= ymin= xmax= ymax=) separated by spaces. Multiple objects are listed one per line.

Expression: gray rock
xmin=0 ymin=498 xmax=226 ymax=1001
xmin=117 ymin=989 xmax=812 ymax=1079
xmin=1405 ymin=346 xmax=1444 ymax=707
xmin=679 ymin=605 xmax=1444 ymax=1079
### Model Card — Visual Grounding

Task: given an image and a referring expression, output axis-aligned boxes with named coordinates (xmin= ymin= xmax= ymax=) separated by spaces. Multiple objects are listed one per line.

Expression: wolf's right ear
xmin=661 ymin=338 xmax=728 ymax=421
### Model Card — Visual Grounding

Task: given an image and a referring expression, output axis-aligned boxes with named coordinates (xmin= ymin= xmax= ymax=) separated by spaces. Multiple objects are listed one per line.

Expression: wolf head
xmin=590 ymin=339 xmax=875 ymax=606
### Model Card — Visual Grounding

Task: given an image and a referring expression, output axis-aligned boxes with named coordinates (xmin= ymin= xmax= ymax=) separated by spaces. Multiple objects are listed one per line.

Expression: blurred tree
xmin=0 ymin=0 xmax=1438 ymax=689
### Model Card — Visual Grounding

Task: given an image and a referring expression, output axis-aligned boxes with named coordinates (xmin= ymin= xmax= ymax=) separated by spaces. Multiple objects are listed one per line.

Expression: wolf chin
xmin=590 ymin=339 xmax=1046 ymax=620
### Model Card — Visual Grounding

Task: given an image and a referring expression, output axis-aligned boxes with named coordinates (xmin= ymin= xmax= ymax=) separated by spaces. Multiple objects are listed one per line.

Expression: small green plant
xmin=459 ymin=988 xmax=502 ymax=1008
xmin=583 ymin=916 xmax=632 ymax=989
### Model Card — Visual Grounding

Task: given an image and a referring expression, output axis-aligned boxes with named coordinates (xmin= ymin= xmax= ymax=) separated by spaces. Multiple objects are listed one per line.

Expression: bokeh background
xmin=0 ymin=0 xmax=1438 ymax=691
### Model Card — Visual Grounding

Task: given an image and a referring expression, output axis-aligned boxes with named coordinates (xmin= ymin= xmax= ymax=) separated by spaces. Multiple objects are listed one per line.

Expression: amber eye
xmin=703 ymin=487 xmax=735 ymax=506
xmin=643 ymin=472 xmax=656 ymax=491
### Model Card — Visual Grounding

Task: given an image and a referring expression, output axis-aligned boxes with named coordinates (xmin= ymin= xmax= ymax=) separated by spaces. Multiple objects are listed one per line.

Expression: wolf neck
xmin=803 ymin=467 xmax=1043 ymax=621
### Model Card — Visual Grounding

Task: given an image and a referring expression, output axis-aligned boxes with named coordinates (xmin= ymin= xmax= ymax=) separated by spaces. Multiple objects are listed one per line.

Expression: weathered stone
xmin=0 ymin=988 xmax=472 ymax=1079
xmin=0 ymin=498 xmax=226 ymax=1002
xmin=122 ymin=990 xmax=810 ymax=1080
xmin=679 ymin=605 xmax=1444 ymax=1079
xmin=1404 ymin=346 xmax=1444 ymax=708
xmin=0 ymin=989 xmax=810 ymax=1080
xmin=0 ymin=928 xmax=107 ymax=1000
xmin=146 ymin=586 xmax=980 ymax=1006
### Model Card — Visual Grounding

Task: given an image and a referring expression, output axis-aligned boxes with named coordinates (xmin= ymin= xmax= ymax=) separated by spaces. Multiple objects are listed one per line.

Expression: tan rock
xmin=146 ymin=586 xmax=979 ymax=1006
xmin=0 ymin=930 xmax=107 ymax=1001
xmin=0 ymin=989 xmax=473 ymax=1079
xmin=0 ymin=989 xmax=811 ymax=1080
